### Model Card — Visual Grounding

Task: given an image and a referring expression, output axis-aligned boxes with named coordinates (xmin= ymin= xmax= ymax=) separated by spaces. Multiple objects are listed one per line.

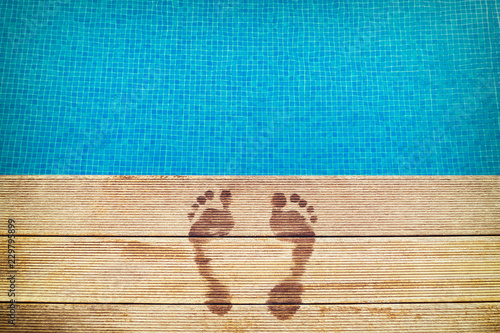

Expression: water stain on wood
xmin=267 ymin=193 xmax=316 ymax=320
xmin=188 ymin=190 xmax=234 ymax=316
xmin=187 ymin=191 xmax=317 ymax=320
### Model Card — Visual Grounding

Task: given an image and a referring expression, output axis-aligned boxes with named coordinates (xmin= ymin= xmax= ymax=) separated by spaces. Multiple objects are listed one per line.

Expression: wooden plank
xmin=0 ymin=176 xmax=498 ymax=236
xmin=1 ymin=176 xmax=498 ymax=329
xmin=1 ymin=237 xmax=499 ymax=304
xmin=0 ymin=303 xmax=498 ymax=332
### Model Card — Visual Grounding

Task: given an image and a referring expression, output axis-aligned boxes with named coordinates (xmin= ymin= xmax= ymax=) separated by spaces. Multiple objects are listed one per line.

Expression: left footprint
xmin=188 ymin=190 xmax=234 ymax=316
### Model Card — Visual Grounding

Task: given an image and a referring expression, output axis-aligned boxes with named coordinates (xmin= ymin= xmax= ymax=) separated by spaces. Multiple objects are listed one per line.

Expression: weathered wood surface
xmin=1 ymin=176 xmax=498 ymax=236
xmin=1 ymin=237 xmax=499 ymax=303
xmin=1 ymin=176 xmax=499 ymax=331
xmin=0 ymin=303 xmax=498 ymax=332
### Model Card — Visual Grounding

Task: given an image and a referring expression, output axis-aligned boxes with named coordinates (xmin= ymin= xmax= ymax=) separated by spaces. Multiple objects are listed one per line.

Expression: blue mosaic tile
xmin=0 ymin=0 xmax=499 ymax=175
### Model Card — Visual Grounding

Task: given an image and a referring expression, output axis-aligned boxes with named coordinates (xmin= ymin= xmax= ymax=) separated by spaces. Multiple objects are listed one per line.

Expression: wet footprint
xmin=188 ymin=190 xmax=234 ymax=316
xmin=267 ymin=193 xmax=317 ymax=320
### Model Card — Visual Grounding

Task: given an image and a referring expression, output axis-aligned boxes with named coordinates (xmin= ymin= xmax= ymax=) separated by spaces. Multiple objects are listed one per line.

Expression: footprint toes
xmin=220 ymin=190 xmax=232 ymax=207
xmin=188 ymin=190 xmax=233 ymax=220
xmin=290 ymin=194 xmax=316 ymax=223
xmin=197 ymin=196 xmax=207 ymax=205
xmin=272 ymin=193 xmax=287 ymax=208
xmin=204 ymin=190 xmax=214 ymax=200
xmin=290 ymin=193 xmax=300 ymax=203
xmin=188 ymin=203 xmax=199 ymax=220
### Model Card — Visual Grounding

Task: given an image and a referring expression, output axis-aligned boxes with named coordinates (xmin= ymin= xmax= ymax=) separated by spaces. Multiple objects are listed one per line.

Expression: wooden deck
xmin=1 ymin=176 xmax=499 ymax=331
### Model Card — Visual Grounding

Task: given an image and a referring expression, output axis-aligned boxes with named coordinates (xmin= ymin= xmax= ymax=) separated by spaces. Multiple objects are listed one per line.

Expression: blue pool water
xmin=1 ymin=0 xmax=499 ymax=175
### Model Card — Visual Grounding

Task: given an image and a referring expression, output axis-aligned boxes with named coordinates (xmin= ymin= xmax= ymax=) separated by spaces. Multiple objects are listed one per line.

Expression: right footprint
xmin=267 ymin=193 xmax=317 ymax=320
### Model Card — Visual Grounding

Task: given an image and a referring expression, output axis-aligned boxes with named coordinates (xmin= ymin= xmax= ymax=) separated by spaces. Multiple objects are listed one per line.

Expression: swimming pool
xmin=1 ymin=0 xmax=499 ymax=175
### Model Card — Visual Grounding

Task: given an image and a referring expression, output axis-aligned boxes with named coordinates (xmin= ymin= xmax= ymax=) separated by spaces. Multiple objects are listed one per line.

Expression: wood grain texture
xmin=0 ymin=176 xmax=498 ymax=236
xmin=1 ymin=176 xmax=499 ymax=330
xmin=1 ymin=237 xmax=499 ymax=303
xmin=1 ymin=303 xmax=498 ymax=332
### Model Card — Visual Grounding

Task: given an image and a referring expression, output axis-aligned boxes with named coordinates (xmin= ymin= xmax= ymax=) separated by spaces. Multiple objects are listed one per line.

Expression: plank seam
xmin=3 ymin=301 xmax=500 ymax=306
xmin=4 ymin=235 xmax=500 ymax=238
